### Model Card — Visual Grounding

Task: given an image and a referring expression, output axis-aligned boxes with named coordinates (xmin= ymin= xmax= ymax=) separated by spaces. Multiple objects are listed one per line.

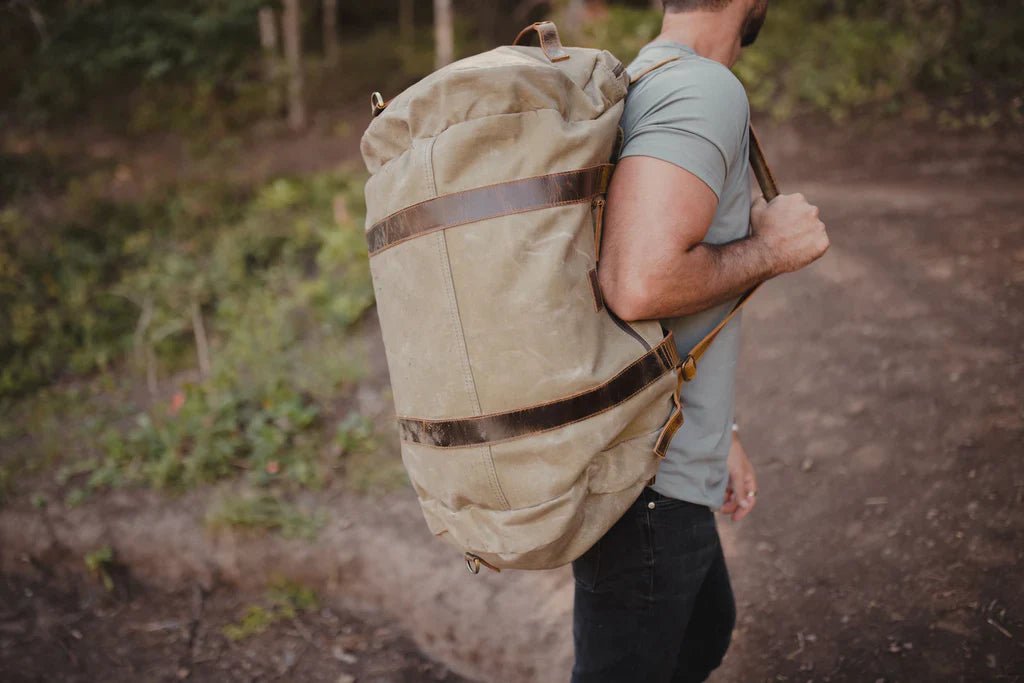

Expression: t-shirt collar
xmin=639 ymin=39 xmax=697 ymax=57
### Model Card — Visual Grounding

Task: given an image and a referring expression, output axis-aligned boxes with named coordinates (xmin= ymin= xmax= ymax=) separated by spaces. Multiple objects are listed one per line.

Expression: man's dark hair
xmin=662 ymin=0 xmax=732 ymax=12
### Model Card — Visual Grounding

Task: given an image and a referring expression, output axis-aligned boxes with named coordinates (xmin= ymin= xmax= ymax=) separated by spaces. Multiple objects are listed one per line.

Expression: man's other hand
xmin=720 ymin=433 xmax=757 ymax=522
xmin=750 ymin=192 xmax=829 ymax=275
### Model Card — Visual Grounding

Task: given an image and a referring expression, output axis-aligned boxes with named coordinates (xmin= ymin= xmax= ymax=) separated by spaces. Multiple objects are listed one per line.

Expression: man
xmin=571 ymin=1 xmax=829 ymax=681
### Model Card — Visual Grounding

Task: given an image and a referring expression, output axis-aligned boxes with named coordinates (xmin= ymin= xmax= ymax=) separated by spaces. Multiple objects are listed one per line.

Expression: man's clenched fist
xmin=750 ymin=192 xmax=830 ymax=275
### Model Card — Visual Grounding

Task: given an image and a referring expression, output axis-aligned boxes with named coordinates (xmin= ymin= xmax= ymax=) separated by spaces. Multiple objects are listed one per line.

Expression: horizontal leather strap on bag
xmin=399 ymin=334 xmax=681 ymax=448
xmin=366 ymin=164 xmax=614 ymax=256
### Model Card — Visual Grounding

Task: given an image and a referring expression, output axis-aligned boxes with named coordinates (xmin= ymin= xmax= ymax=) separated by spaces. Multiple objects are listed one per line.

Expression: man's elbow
xmin=598 ymin=268 xmax=659 ymax=322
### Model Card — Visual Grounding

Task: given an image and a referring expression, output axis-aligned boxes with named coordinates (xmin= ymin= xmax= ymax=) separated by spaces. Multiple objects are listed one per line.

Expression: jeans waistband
xmin=640 ymin=485 xmax=682 ymax=504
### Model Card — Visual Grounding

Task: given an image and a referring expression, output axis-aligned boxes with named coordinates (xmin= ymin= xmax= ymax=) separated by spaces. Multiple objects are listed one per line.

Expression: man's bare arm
xmin=598 ymin=155 xmax=829 ymax=322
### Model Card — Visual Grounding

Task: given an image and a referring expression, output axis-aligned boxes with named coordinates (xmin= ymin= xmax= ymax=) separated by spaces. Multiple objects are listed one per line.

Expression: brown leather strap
xmin=399 ymin=334 xmax=680 ymax=448
xmin=628 ymin=54 xmax=782 ymax=380
xmin=366 ymin=164 xmax=613 ymax=256
xmin=512 ymin=21 xmax=570 ymax=63
xmin=680 ymin=129 xmax=781 ymax=377
xmin=629 ymin=56 xmax=683 ymax=84
xmin=748 ymin=127 xmax=779 ymax=201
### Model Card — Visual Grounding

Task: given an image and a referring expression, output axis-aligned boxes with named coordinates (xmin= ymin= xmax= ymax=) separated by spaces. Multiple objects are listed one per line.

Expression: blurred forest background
xmin=1 ymin=1 xmax=1022 ymax=681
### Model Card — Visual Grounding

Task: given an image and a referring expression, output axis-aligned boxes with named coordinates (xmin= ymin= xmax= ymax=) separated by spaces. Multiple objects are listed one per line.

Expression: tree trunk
xmin=257 ymin=7 xmax=282 ymax=112
xmin=399 ymin=0 xmax=414 ymax=42
xmin=433 ymin=0 xmax=454 ymax=70
xmin=282 ymin=0 xmax=306 ymax=130
xmin=323 ymin=0 xmax=339 ymax=65
xmin=190 ymin=300 xmax=211 ymax=380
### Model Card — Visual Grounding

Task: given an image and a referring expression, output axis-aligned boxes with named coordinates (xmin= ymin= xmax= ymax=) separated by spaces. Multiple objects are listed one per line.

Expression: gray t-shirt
xmin=620 ymin=40 xmax=752 ymax=508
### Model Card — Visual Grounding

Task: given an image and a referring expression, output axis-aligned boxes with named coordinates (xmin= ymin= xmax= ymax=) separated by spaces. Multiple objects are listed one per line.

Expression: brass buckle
xmin=681 ymin=355 xmax=697 ymax=382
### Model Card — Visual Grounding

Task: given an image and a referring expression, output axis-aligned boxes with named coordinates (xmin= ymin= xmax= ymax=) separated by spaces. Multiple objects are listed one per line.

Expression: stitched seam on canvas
xmin=427 ymin=138 xmax=510 ymax=510
xmin=439 ymin=230 xmax=512 ymax=511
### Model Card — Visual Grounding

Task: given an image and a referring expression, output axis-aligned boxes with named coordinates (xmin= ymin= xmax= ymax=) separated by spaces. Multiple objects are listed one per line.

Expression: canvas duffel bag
xmin=360 ymin=21 xmax=777 ymax=573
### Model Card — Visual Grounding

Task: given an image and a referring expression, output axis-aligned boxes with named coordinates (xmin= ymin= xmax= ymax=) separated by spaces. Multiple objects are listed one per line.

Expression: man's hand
xmin=750 ymin=192 xmax=830 ymax=276
xmin=720 ymin=433 xmax=757 ymax=522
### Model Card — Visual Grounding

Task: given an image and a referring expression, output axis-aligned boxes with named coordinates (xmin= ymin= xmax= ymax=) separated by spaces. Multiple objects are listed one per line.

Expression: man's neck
xmin=656 ymin=9 xmax=743 ymax=67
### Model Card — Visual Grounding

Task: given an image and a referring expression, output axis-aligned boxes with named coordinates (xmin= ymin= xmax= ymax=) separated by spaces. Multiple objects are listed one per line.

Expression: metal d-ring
xmin=370 ymin=91 xmax=386 ymax=117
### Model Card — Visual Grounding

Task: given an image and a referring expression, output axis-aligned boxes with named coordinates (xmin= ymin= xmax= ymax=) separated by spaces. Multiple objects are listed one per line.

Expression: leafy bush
xmin=1 ymin=165 xmax=377 ymax=498
xmin=575 ymin=0 xmax=1024 ymax=124
xmin=13 ymin=0 xmax=269 ymax=130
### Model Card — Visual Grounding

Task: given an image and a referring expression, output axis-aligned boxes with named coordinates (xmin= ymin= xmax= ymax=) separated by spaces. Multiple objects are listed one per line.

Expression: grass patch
xmin=223 ymin=577 xmax=318 ymax=641
xmin=206 ymin=494 xmax=325 ymax=540
xmin=84 ymin=545 xmax=116 ymax=591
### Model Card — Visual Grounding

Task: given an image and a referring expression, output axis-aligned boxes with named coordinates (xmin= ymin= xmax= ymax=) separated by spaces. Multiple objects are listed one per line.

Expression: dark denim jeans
xmin=571 ymin=486 xmax=736 ymax=682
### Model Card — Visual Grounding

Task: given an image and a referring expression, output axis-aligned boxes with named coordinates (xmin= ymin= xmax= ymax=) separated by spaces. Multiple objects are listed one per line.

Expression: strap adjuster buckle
xmin=681 ymin=355 xmax=697 ymax=382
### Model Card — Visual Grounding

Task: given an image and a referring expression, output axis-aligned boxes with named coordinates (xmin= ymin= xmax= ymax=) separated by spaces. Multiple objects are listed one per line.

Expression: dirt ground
xmin=0 ymin=568 xmax=468 ymax=683
xmin=714 ymin=120 xmax=1024 ymax=683
xmin=1 ymin=117 xmax=1022 ymax=682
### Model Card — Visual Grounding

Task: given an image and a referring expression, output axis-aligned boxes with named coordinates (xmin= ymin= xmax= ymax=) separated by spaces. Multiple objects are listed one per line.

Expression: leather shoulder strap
xmin=681 ymin=128 xmax=779 ymax=378
xmin=629 ymin=55 xmax=683 ymax=84
xmin=625 ymin=51 xmax=782 ymax=378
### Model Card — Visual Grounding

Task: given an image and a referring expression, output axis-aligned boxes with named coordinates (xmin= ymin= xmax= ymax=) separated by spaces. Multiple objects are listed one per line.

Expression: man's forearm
xmin=666 ymin=235 xmax=776 ymax=316
xmin=609 ymin=235 xmax=776 ymax=321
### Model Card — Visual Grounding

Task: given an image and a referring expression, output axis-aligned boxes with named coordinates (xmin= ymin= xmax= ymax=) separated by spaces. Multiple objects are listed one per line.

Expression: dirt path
xmin=0 ymin=571 xmax=468 ymax=683
xmin=2 ymin=122 xmax=1022 ymax=682
xmin=716 ymin=125 xmax=1024 ymax=681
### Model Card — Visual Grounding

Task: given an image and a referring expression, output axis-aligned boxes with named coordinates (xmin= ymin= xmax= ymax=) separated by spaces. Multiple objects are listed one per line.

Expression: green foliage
xmin=1 ymin=199 xmax=142 ymax=396
xmin=1 ymin=169 xmax=370 ymax=395
xmin=223 ymin=605 xmax=277 ymax=641
xmin=573 ymin=0 xmax=1023 ymax=123
xmin=334 ymin=412 xmax=376 ymax=456
xmin=734 ymin=1 xmax=928 ymax=120
xmin=84 ymin=545 xmax=116 ymax=591
xmin=15 ymin=0 xmax=269 ymax=130
xmin=206 ymin=493 xmax=325 ymax=539
xmin=223 ymin=604 xmax=276 ymax=641
xmin=2 ymin=164 xmax=377 ymax=497
xmin=223 ymin=577 xmax=318 ymax=641
xmin=575 ymin=6 xmax=662 ymax=65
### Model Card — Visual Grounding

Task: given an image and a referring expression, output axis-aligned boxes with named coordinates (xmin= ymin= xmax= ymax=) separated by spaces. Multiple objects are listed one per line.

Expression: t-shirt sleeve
xmin=620 ymin=62 xmax=750 ymax=199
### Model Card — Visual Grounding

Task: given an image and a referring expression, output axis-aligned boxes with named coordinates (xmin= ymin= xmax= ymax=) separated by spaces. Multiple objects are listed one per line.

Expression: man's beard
xmin=740 ymin=0 xmax=769 ymax=47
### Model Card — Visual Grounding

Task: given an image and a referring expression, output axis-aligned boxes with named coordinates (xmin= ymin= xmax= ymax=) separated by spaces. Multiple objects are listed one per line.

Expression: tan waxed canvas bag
xmin=360 ymin=22 xmax=778 ymax=573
